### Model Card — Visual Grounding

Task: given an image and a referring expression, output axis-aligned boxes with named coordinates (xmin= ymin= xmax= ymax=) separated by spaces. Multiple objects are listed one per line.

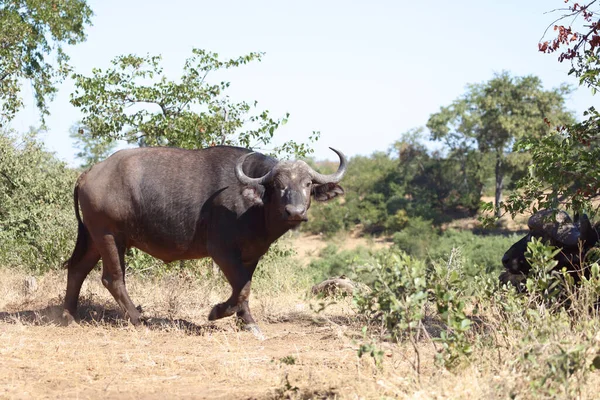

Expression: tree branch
xmin=0 ymin=70 xmax=11 ymax=82
xmin=0 ymin=171 xmax=17 ymax=189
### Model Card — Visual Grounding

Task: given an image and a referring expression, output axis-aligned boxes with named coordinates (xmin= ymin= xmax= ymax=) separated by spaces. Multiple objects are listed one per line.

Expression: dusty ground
xmin=286 ymin=230 xmax=391 ymax=266
xmin=0 ymin=226 xmax=568 ymax=400
xmin=0 ymin=232 xmax=397 ymax=399
xmin=0 ymin=265 xmax=416 ymax=400
xmin=0 ymin=262 xmax=529 ymax=400
xmin=0 ymin=313 xmax=374 ymax=399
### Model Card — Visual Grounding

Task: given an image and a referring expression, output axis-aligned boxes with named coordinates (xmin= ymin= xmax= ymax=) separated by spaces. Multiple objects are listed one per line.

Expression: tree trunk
xmin=495 ymin=150 xmax=504 ymax=218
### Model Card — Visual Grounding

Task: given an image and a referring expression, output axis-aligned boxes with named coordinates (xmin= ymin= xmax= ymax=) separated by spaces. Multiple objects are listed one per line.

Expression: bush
xmin=393 ymin=218 xmax=520 ymax=274
xmin=0 ymin=130 xmax=78 ymax=272
xmin=307 ymin=244 xmax=376 ymax=281
xmin=354 ymin=249 xmax=474 ymax=370
xmin=429 ymin=229 xmax=521 ymax=274
xmin=302 ymin=201 xmax=347 ymax=236
xmin=391 ymin=217 xmax=438 ymax=260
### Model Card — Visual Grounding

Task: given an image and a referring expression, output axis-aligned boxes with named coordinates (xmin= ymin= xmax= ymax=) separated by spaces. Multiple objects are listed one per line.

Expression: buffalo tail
xmin=63 ymin=178 xmax=89 ymax=269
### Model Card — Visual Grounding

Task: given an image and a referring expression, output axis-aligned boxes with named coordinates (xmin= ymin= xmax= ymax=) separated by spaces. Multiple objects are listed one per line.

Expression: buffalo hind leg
xmin=63 ymin=244 xmax=101 ymax=324
xmin=97 ymin=234 xmax=142 ymax=325
xmin=208 ymin=257 xmax=263 ymax=338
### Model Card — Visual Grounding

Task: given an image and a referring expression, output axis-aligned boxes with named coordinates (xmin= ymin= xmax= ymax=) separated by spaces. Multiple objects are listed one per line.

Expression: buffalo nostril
xmin=285 ymin=205 xmax=306 ymax=219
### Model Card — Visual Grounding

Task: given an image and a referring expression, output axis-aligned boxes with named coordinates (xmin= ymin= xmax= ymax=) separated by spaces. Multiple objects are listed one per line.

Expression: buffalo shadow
xmin=0 ymin=297 xmax=225 ymax=336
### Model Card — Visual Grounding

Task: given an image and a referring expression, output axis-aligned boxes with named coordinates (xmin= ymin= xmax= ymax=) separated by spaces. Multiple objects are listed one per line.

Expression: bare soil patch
xmin=0 ymin=268 xmax=401 ymax=399
xmin=286 ymin=230 xmax=391 ymax=267
xmin=440 ymin=196 xmax=530 ymax=233
xmin=4 ymin=258 xmax=600 ymax=398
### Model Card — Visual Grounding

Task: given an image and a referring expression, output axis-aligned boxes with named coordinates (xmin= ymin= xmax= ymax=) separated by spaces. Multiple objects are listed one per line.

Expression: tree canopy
xmin=0 ymin=0 xmax=93 ymax=123
xmin=0 ymin=128 xmax=76 ymax=269
xmin=427 ymin=72 xmax=575 ymax=217
xmin=70 ymin=49 xmax=318 ymax=157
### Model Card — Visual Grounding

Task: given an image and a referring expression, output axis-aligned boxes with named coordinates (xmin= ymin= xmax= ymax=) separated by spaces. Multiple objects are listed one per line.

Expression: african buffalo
xmin=63 ymin=145 xmax=346 ymax=338
xmin=500 ymin=209 xmax=599 ymax=287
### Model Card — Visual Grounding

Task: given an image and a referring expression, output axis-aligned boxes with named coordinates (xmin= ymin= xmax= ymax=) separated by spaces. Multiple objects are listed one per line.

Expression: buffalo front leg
xmin=235 ymin=261 xmax=259 ymax=324
xmin=96 ymin=234 xmax=142 ymax=325
xmin=208 ymin=257 xmax=263 ymax=338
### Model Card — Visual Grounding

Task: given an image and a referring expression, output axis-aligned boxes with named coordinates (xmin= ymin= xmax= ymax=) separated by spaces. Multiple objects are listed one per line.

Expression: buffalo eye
xmin=304 ymin=181 xmax=311 ymax=188
xmin=273 ymin=181 xmax=284 ymax=190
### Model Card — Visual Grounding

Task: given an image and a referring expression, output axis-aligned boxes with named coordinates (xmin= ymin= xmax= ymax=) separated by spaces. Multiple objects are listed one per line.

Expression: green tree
xmin=341 ymin=151 xmax=396 ymax=233
xmin=0 ymin=128 xmax=77 ymax=270
xmin=69 ymin=123 xmax=117 ymax=169
xmin=70 ymin=49 xmax=317 ymax=156
xmin=503 ymin=1 xmax=600 ymax=217
xmin=386 ymin=129 xmax=488 ymax=222
xmin=305 ymin=128 xmax=490 ymax=236
xmin=427 ymin=72 xmax=575 ymax=218
xmin=0 ymin=0 xmax=93 ymax=123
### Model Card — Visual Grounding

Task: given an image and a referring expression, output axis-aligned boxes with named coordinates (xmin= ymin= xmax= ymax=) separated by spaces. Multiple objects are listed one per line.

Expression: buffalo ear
xmin=312 ymin=183 xmax=344 ymax=202
xmin=242 ymin=185 xmax=264 ymax=206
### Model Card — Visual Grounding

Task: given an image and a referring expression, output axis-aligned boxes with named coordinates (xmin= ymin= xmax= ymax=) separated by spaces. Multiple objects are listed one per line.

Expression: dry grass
xmin=0 ymin=267 xmax=519 ymax=399
xmin=3 ymin=252 xmax=600 ymax=399
xmin=0 ymin=267 xmax=403 ymax=399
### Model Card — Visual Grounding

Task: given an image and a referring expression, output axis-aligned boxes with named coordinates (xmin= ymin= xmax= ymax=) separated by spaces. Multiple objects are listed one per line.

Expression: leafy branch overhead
xmin=538 ymin=0 xmax=600 ymax=93
xmin=503 ymin=1 xmax=600 ymax=218
xmin=70 ymin=49 xmax=317 ymax=157
xmin=0 ymin=0 xmax=93 ymax=123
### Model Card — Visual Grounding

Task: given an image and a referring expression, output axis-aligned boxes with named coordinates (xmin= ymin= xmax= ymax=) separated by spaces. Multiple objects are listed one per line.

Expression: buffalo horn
xmin=528 ymin=210 xmax=580 ymax=246
xmin=235 ymin=152 xmax=275 ymax=186
xmin=308 ymin=147 xmax=347 ymax=184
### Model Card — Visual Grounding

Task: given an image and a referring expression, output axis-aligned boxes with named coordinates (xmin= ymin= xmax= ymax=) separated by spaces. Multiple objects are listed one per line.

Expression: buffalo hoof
xmin=208 ymin=303 xmax=235 ymax=321
xmin=208 ymin=305 xmax=220 ymax=321
xmin=244 ymin=324 xmax=266 ymax=341
xmin=61 ymin=310 xmax=77 ymax=326
xmin=125 ymin=310 xmax=143 ymax=326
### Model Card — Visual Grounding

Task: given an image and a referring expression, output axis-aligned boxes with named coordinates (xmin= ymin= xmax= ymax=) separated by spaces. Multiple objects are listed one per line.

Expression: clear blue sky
xmin=9 ymin=0 xmax=597 ymax=165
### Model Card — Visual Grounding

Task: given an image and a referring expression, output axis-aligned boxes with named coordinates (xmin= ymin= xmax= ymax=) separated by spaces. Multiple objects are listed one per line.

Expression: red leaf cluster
xmin=538 ymin=1 xmax=599 ymax=63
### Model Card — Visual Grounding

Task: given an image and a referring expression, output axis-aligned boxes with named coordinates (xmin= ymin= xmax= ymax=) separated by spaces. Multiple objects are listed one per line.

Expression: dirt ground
xmin=0 ymin=262 xmax=416 ymax=400
xmin=0 ymin=227 xmax=530 ymax=399
xmin=286 ymin=230 xmax=391 ymax=266
xmin=0 ymin=313 xmax=376 ymax=399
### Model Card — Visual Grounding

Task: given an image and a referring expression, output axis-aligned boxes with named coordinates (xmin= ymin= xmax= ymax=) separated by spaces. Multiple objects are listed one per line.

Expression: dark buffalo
xmin=500 ymin=209 xmax=600 ymax=287
xmin=63 ymin=145 xmax=346 ymax=337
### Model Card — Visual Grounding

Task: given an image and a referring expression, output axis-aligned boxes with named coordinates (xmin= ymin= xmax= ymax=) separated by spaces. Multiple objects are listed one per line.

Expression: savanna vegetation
xmin=2 ymin=0 xmax=600 ymax=398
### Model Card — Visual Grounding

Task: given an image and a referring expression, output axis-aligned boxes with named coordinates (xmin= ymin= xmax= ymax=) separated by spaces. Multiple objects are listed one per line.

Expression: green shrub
xmin=391 ymin=217 xmax=438 ymax=260
xmin=429 ymin=229 xmax=521 ymax=274
xmin=307 ymin=244 xmax=375 ymax=281
xmin=302 ymin=200 xmax=347 ymax=236
xmin=354 ymin=251 xmax=428 ymax=342
xmin=354 ymin=248 xmax=474 ymax=370
xmin=0 ymin=129 xmax=78 ymax=272
xmin=393 ymin=219 xmax=519 ymax=274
